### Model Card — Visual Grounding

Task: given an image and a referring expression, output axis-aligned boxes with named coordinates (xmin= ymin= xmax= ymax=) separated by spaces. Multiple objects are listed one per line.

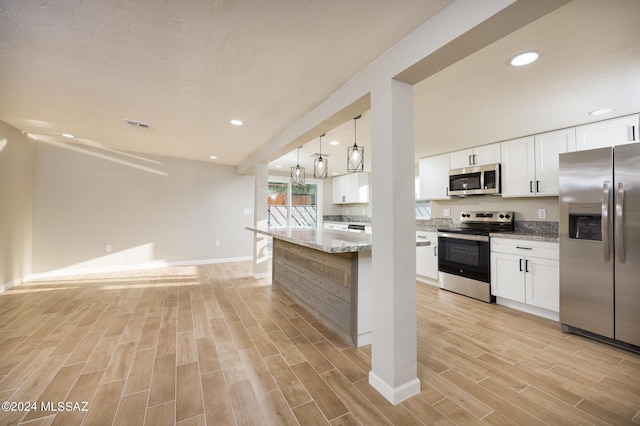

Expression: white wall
xmin=0 ymin=121 xmax=35 ymax=289
xmin=32 ymin=141 xmax=254 ymax=274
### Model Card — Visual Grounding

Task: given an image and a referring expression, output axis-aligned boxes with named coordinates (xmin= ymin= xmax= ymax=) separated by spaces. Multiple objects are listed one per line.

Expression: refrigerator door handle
xmin=602 ymin=182 xmax=611 ymax=262
xmin=615 ymin=181 xmax=625 ymax=263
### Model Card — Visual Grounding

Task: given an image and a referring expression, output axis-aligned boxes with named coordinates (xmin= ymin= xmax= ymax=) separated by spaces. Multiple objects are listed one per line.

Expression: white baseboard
xmin=25 ymin=256 xmax=253 ymax=282
xmin=357 ymin=331 xmax=372 ymax=347
xmin=1 ymin=278 xmax=22 ymax=293
xmin=416 ymin=275 xmax=439 ymax=287
xmin=368 ymin=371 xmax=421 ymax=405
xmin=496 ymin=297 xmax=559 ymax=321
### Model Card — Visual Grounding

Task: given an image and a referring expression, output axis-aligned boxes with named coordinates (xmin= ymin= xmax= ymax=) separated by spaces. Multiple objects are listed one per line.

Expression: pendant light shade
xmin=314 ymin=134 xmax=328 ymax=179
xmin=347 ymin=114 xmax=364 ymax=172
xmin=291 ymin=146 xmax=305 ymax=183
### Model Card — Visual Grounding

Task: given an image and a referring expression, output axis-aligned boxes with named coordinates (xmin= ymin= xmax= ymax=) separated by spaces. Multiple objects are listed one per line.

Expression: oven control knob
xmin=499 ymin=214 xmax=504 ymax=218
xmin=505 ymin=214 xmax=511 ymax=219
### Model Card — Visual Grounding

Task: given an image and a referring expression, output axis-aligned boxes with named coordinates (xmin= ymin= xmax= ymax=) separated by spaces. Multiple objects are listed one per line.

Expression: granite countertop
xmin=246 ymin=226 xmax=429 ymax=254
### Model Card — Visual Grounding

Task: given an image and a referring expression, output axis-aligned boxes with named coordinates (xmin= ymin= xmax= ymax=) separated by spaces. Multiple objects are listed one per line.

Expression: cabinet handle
xmin=434 ymin=246 xmax=437 ymax=257
xmin=529 ymin=181 xmax=534 ymax=193
xmin=468 ymin=155 xmax=473 ymax=165
xmin=536 ymin=180 xmax=540 ymax=193
xmin=525 ymin=259 xmax=530 ymax=273
xmin=630 ymin=124 xmax=637 ymax=142
xmin=602 ymin=182 xmax=611 ymax=262
xmin=473 ymin=154 xmax=477 ymax=165
xmin=519 ymin=258 xmax=523 ymax=272
xmin=446 ymin=187 xmax=449 ymax=197
xmin=616 ymin=182 xmax=625 ymax=263
xmin=516 ymin=246 xmax=532 ymax=250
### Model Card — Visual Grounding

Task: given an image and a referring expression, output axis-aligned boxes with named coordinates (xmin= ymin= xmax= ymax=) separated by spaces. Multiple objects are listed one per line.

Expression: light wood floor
xmin=1 ymin=261 xmax=639 ymax=425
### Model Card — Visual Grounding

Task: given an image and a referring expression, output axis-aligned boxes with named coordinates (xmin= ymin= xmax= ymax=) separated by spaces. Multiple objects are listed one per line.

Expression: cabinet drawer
xmin=491 ymin=238 xmax=558 ymax=260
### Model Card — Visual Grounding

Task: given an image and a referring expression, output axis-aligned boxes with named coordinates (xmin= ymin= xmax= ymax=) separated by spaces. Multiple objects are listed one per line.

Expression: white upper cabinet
xmin=501 ymin=129 xmax=576 ymax=197
xmin=419 ymin=153 xmax=450 ymax=200
xmin=332 ymin=172 xmax=369 ymax=204
xmin=449 ymin=143 xmax=501 ymax=169
xmin=500 ymin=136 xmax=536 ymax=198
xmin=534 ymin=128 xmax=577 ymax=196
xmin=575 ymin=114 xmax=640 ymax=151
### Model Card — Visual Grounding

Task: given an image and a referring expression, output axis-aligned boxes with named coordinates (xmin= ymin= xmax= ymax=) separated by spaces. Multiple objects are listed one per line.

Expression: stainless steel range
xmin=437 ymin=211 xmax=514 ymax=302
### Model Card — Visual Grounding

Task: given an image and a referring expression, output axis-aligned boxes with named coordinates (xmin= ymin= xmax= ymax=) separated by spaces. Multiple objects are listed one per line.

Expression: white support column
xmin=369 ymin=78 xmax=419 ymax=404
xmin=252 ymin=163 xmax=269 ymax=278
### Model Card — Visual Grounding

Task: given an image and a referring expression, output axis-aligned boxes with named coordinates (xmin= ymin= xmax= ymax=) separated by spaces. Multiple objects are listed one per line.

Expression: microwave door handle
xmin=615 ymin=182 xmax=625 ymax=263
xmin=602 ymin=183 xmax=610 ymax=262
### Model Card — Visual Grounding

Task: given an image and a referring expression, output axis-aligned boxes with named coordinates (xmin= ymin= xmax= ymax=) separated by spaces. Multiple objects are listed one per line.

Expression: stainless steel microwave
xmin=448 ymin=163 xmax=501 ymax=196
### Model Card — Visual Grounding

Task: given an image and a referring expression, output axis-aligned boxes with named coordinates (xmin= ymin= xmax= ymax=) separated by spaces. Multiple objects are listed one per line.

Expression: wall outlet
xmin=105 ymin=244 xmax=112 ymax=253
xmin=215 ymin=240 xmax=220 ymax=247
xmin=538 ymin=208 xmax=547 ymax=219
xmin=443 ymin=208 xmax=451 ymax=217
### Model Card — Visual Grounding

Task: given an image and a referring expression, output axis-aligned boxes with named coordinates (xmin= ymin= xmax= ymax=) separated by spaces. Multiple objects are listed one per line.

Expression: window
xmin=268 ymin=181 xmax=320 ymax=228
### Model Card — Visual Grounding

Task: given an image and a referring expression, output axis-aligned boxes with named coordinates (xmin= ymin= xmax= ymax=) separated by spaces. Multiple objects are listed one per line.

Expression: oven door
xmin=438 ymin=233 xmax=490 ymax=283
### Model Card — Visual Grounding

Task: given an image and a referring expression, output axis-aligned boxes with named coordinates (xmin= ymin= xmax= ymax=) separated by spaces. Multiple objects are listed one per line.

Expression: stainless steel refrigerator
xmin=559 ymin=144 xmax=640 ymax=349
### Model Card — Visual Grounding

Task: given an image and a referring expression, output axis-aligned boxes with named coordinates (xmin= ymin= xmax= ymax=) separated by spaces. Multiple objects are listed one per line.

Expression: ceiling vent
xmin=124 ymin=119 xmax=151 ymax=129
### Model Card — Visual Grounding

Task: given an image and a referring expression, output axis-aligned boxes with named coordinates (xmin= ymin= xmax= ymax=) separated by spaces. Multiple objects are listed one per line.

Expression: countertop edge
xmin=246 ymin=227 xmax=430 ymax=253
xmin=490 ymin=232 xmax=559 ymax=243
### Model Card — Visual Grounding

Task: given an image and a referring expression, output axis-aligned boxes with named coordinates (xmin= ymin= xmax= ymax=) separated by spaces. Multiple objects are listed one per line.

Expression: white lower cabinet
xmin=324 ymin=223 xmax=348 ymax=231
xmin=416 ymin=231 xmax=438 ymax=284
xmin=491 ymin=238 xmax=559 ymax=314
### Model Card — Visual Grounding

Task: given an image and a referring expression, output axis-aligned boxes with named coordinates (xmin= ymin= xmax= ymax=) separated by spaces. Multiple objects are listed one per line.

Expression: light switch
xmin=538 ymin=208 xmax=547 ymax=219
xmin=443 ymin=208 xmax=451 ymax=217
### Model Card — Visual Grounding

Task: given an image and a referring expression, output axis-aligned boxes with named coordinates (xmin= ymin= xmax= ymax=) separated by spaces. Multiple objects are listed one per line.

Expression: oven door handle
xmin=438 ymin=232 xmax=489 ymax=242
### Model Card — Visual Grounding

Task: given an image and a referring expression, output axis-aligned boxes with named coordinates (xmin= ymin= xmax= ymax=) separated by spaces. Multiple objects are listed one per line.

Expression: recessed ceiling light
xmin=230 ymin=119 xmax=244 ymax=126
xmin=209 ymin=155 xmax=218 ymax=160
xmin=274 ymin=165 xmax=282 ymax=169
xmin=509 ymin=51 xmax=541 ymax=67
xmin=62 ymin=133 xmax=74 ymax=138
xmin=331 ymin=172 xmax=338 ymax=175
xmin=329 ymin=140 xmax=340 ymax=146
xmin=589 ymin=107 xmax=614 ymax=116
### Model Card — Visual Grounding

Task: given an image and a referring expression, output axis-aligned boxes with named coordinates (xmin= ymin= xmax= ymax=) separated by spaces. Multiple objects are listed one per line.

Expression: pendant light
xmin=314 ymin=134 xmax=328 ymax=179
xmin=291 ymin=146 xmax=305 ymax=184
xmin=347 ymin=114 xmax=364 ymax=172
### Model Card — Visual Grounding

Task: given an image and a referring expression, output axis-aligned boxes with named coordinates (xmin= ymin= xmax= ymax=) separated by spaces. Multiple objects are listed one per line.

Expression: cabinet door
xmin=576 ymin=115 xmax=639 ymax=151
xmin=449 ymin=148 xmax=474 ymax=169
xmin=534 ymin=128 xmax=576 ymax=196
xmin=500 ymin=136 xmax=536 ymax=197
xmin=491 ymin=252 xmax=526 ymax=302
xmin=343 ymin=173 xmax=359 ymax=203
xmin=416 ymin=232 xmax=438 ymax=280
xmin=525 ymin=257 xmax=559 ymax=312
xmin=332 ymin=175 xmax=345 ymax=204
xmin=474 ymin=143 xmax=501 ymax=166
xmin=419 ymin=154 xmax=450 ymax=200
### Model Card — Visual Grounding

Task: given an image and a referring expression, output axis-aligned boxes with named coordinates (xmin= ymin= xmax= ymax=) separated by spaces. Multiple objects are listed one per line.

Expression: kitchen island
xmin=246 ymin=226 xmax=429 ymax=347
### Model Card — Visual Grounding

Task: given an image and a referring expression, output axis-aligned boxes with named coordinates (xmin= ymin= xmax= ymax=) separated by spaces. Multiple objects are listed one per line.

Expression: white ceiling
xmin=0 ymin=0 xmax=449 ymax=166
xmin=1 ymin=0 xmax=640 ymax=178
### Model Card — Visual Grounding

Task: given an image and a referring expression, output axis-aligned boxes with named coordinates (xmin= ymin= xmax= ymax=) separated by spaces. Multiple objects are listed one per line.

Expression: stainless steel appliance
xmin=438 ymin=211 xmax=514 ymax=302
xmin=347 ymin=224 xmax=366 ymax=233
xmin=559 ymin=145 xmax=640 ymax=350
xmin=448 ymin=163 xmax=501 ymax=196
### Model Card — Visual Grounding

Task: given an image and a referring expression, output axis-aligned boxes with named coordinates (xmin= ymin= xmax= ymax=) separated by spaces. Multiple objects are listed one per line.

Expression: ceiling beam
xmin=395 ymin=0 xmax=572 ymax=84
